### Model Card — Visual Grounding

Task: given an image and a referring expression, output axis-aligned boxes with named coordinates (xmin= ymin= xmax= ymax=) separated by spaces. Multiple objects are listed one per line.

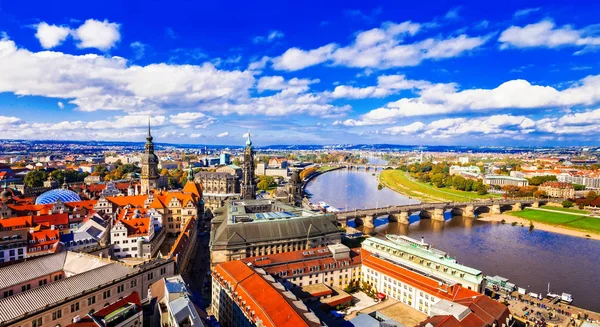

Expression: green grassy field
xmin=379 ymin=170 xmax=500 ymax=203
xmin=317 ymin=165 xmax=336 ymax=172
xmin=539 ymin=205 xmax=589 ymax=214
xmin=508 ymin=208 xmax=600 ymax=234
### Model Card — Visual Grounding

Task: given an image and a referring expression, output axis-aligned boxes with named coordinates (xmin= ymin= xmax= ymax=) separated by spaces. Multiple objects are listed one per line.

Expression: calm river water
xmin=305 ymin=169 xmax=600 ymax=311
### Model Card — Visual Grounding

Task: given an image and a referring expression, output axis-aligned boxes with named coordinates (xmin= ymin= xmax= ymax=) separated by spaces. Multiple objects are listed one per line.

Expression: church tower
xmin=241 ymin=132 xmax=256 ymax=200
xmin=288 ymin=169 xmax=303 ymax=207
xmin=140 ymin=117 xmax=159 ymax=194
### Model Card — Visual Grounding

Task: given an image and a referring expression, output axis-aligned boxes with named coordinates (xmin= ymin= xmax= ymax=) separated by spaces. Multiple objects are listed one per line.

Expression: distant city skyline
xmin=1 ymin=1 xmax=600 ymax=145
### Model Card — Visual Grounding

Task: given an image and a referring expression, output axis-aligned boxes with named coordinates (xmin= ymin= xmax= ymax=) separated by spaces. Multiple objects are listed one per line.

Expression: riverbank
xmin=478 ymin=213 xmax=600 ymax=240
xmin=379 ymin=170 xmax=500 ymax=203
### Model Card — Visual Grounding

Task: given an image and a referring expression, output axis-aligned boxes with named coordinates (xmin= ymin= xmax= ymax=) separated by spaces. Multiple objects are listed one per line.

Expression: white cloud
xmin=169 ymin=112 xmax=216 ymax=128
xmin=256 ymin=76 xmax=319 ymax=92
xmin=130 ymin=41 xmax=147 ymax=60
xmin=189 ymin=133 xmax=202 ymax=138
xmin=272 ymin=44 xmax=336 ymax=71
xmin=0 ymin=39 xmax=255 ymax=113
xmin=0 ymin=116 xmax=21 ymax=126
xmin=272 ymin=21 xmax=488 ymax=71
xmin=35 ymin=22 xmax=70 ymax=49
xmin=513 ymin=7 xmax=541 ymax=18
xmin=331 ymin=74 xmax=431 ymax=100
xmin=382 ymin=122 xmax=425 ymax=135
xmin=253 ymin=30 xmax=284 ymax=44
xmin=248 ymin=56 xmax=270 ymax=71
xmin=57 ymin=101 xmax=64 ymax=109
xmin=257 ymin=76 xmax=286 ymax=91
xmin=345 ymin=75 xmax=600 ymax=125
xmin=331 ymin=85 xmax=391 ymax=99
xmin=499 ymin=20 xmax=600 ymax=50
xmin=217 ymin=132 xmax=229 ymax=138
xmin=73 ymin=19 xmax=120 ymax=50
xmin=382 ymin=115 xmax=535 ymax=138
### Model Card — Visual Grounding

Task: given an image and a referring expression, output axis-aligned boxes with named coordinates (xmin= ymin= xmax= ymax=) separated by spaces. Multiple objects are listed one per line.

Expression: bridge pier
xmin=463 ymin=204 xmax=475 ymax=218
xmin=512 ymin=202 xmax=522 ymax=211
xmin=491 ymin=204 xmax=501 ymax=215
xmin=390 ymin=212 xmax=409 ymax=224
xmin=364 ymin=215 xmax=374 ymax=228
xmin=432 ymin=208 xmax=445 ymax=221
xmin=531 ymin=201 xmax=539 ymax=208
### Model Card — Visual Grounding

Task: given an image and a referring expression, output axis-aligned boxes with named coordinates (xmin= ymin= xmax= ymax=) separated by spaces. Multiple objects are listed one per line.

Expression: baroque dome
xmin=35 ymin=189 xmax=81 ymax=205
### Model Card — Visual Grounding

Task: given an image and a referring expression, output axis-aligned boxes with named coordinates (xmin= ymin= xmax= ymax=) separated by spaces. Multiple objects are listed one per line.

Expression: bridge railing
xmin=336 ymin=197 xmax=566 ymax=217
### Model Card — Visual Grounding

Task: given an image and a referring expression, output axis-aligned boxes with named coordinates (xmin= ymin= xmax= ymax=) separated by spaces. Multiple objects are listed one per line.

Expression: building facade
xmin=539 ymin=181 xmax=575 ymax=198
xmin=483 ymin=175 xmax=529 ymax=187
xmin=240 ymin=244 xmax=362 ymax=290
xmin=0 ymin=251 xmax=176 ymax=327
xmin=209 ymin=199 xmax=342 ymax=267
xmin=362 ymin=236 xmax=485 ymax=293
xmin=211 ymin=260 xmax=322 ymax=327
xmin=194 ymin=171 xmax=240 ymax=210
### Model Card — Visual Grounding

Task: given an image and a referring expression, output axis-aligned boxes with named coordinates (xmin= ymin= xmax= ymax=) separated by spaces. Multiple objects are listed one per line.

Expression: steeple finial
xmin=146 ymin=115 xmax=153 ymax=142
xmin=246 ymin=130 xmax=252 ymax=147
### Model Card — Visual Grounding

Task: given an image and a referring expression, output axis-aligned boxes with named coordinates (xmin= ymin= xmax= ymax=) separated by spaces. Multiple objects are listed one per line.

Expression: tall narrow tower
xmin=241 ymin=131 xmax=256 ymax=200
xmin=140 ymin=117 xmax=159 ymax=194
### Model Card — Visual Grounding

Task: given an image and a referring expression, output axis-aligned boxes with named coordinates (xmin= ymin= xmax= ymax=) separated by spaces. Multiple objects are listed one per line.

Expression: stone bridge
xmin=337 ymin=198 xmax=559 ymax=228
xmin=330 ymin=162 xmax=398 ymax=171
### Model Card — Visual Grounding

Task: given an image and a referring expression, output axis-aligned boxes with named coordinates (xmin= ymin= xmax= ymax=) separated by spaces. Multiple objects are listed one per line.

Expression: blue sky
xmin=0 ymin=0 xmax=600 ymax=146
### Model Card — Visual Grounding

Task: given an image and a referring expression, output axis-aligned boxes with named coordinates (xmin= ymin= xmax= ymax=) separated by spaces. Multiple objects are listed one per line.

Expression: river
xmin=305 ymin=168 xmax=600 ymax=312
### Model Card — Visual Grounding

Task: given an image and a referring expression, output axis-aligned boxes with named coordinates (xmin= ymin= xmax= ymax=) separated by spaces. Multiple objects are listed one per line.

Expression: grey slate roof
xmin=0 ymin=262 xmax=135 ymax=322
xmin=211 ymin=214 xmax=341 ymax=249
xmin=0 ymin=251 xmax=67 ymax=290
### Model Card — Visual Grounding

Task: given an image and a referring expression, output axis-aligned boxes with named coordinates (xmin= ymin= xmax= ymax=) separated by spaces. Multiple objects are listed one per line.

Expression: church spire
xmin=146 ymin=115 xmax=153 ymax=142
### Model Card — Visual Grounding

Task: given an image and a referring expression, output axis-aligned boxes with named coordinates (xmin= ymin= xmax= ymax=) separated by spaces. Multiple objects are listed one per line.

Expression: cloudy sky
xmin=0 ymin=0 xmax=600 ymax=146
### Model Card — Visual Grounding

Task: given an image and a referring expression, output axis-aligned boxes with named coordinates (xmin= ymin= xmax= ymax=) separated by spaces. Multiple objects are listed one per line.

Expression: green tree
xmin=24 ymin=170 xmax=48 ymax=187
xmin=476 ymin=183 xmax=488 ymax=195
xmin=562 ymin=200 xmax=574 ymax=208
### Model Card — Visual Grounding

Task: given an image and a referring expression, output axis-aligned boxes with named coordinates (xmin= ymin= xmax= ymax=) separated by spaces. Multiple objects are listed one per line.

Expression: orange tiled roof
xmin=118 ymin=218 xmax=150 ymax=237
xmin=33 ymin=213 xmax=69 ymax=227
xmin=0 ymin=216 xmax=33 ymax=229
xmin=214 ymin=261 xmax=313 ymax=327
xmin=105 ymin=195 xmax=148 ymax=207
xmin=28 ymin=228 xmax=60 ymax=252
xmin=182 ymin=181 xmax=202 ymax=197
xmin=361 ymin=249 xmax=479 ymax=301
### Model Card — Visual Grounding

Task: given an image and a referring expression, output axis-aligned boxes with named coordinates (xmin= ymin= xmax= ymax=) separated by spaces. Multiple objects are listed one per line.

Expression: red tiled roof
xmin=213 ymin=261 xmax=314 ymax=327
xmin=240 ymin=246 xmax=362 ymax=278
xmin=33 ymin=212 xmax=69 ymax=227
xmin=539 ymin=181 xmax=574 ymax=189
